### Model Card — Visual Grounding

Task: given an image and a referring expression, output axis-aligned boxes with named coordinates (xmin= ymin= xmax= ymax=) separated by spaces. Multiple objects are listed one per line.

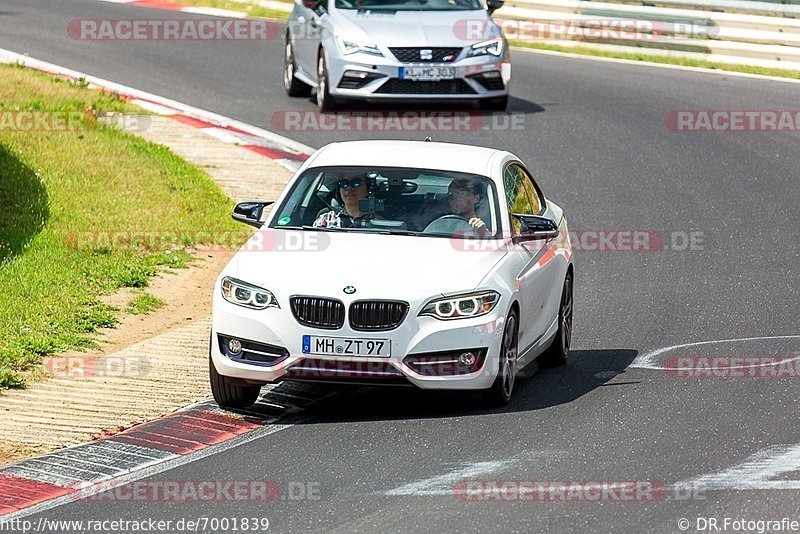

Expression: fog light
xmin=228 ymin=339 xmax=243 ymax=355
xmin=458 ymin=352 xmax=477 ymax=367
xmin=344 ymin=70 xmax=369 ymax=79
xmin=481 ymin=71 xmax=501 ymax=78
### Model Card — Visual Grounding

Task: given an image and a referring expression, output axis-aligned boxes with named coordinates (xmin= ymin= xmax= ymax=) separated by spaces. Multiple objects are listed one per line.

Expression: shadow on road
xmin=260 ymin=349 xmax=638 ymax=422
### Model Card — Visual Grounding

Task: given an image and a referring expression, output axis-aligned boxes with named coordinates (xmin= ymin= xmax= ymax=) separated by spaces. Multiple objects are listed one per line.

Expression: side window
xmin=517 ymin=166 xmax=545 ymax=216
xmin=503 ymin=164 xmax=534 ymax=234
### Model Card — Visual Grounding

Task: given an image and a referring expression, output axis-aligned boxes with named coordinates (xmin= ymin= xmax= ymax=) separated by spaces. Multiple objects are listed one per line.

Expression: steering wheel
xmin=423 ymin=214 xmax=473 ymax=235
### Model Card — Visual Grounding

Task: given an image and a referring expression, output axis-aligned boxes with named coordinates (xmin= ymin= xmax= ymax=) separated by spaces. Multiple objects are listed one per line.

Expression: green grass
xmin=173 ymin=0 xmax=291 ymax=20
xmin=0 ymin=64 xmax=246 ymax=389
xmin=125 ymin=293 xmax=166 ymax=315
xmin=512 ymin=41 xmax=800 ymax=80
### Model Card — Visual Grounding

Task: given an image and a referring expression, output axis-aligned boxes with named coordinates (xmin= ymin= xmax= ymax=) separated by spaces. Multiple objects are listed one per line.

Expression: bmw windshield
xmin=270 ymin=166 xmax=500 ymax=238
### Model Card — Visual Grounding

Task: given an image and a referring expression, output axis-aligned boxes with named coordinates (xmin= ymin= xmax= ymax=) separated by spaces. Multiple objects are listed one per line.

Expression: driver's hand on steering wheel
xmin=469 ymin=217 xmax=488 ymax=236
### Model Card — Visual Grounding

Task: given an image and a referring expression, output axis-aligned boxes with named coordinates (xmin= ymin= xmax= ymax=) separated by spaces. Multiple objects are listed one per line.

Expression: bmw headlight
xmin=221 ymin=277 xmax=279 ymax=310
xmin=419 ymin=291 xmax=500 ymax=320
xmin=468 ymin=37 xmax=504 ymax=57
xmin=336 ymin=36 xmax=383 ymax=57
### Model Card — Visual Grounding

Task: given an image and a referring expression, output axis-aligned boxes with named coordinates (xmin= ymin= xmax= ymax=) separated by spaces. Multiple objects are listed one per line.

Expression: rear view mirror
xmin=233 ymin=201 xmax=274 ymax=229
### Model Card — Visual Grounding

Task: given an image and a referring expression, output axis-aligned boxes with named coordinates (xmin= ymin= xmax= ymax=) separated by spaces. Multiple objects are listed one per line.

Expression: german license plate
xmin=302 ymin=335 xmax=391 ymax=357
xmin=399 ymin=66 xmax=456 ymax=81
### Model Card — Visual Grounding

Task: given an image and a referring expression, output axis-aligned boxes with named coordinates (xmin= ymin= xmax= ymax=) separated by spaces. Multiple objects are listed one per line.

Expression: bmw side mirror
xmin=512 ymin=214 xmax=559 ymax=241
xmin=486 ymin=0 xmax=504 ymax=15
xmin=233 ymin=201 xmax=274 ymax=229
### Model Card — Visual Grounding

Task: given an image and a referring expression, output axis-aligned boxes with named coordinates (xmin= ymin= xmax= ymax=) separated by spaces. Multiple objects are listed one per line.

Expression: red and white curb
xmin=0 ymin=48 xmax=313 ymax=172
xmin=0 ymin=383 xmax=339 ymax=518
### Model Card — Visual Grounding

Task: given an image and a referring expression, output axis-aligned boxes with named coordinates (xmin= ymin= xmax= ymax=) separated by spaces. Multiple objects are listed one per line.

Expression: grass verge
xmin=0 ymin=64 xmax=246 ymax=389
xmin=126 ymin=293 xmax=166 ymax=315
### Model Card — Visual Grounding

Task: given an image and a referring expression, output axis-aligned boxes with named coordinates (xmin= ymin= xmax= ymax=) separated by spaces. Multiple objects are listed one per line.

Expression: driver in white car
xmin=447 ymin=178 xmax=488 ymax=236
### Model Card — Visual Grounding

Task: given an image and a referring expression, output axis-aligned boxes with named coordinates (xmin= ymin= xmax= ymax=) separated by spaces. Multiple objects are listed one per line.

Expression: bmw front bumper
xmin=210 ymin=292 xmax=508 ymax=391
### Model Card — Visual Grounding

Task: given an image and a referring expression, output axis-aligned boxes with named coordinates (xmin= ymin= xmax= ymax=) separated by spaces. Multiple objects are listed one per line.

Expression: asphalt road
xmin=2 ymin=0 xmax=800 ymax=532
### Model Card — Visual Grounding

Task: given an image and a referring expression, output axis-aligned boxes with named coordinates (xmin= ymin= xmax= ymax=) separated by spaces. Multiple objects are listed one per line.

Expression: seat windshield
xmin=269 ymin=166 xmax=500 ymax=238
xmin=335 ymin=0 xmax=483 ymax=11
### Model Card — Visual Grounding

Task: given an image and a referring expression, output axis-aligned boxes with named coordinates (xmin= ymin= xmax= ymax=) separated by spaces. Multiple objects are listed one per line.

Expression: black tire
xmin=539 ymin=271 xmax=573 ymax=368
xmin=315 ymin=51 xmax=338 ymax=112
xmin=209 ymin=356 xmax=261 ymax=409
xmin=483 ymin=309 xmax=519 ymax=407
xmin=284 ymin=35 xmax=312 ymax=97
xmin=479 ymin=95 xmax=509 ymax=111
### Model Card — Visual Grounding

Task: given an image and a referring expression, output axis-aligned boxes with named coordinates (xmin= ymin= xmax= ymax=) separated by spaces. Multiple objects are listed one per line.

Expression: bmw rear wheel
xmin=539 ymin=271 xmax=573 ymax=368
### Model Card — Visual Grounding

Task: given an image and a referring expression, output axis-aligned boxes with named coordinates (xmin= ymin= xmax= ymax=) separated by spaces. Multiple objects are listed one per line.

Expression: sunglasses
xmin=338 ymin=178 xmax=363 ymax=189
xmin=448 ymin=189 xmax=476 ymax=198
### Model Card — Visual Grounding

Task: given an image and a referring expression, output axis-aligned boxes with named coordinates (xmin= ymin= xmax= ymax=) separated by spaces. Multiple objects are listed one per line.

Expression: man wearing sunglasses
xmin=313 ymin=172 xmax=377 ymax=228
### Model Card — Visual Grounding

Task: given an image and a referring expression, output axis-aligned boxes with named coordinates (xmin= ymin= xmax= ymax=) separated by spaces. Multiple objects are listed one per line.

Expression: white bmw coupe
xmin=210 ymin=140 xmax=573 ymax=407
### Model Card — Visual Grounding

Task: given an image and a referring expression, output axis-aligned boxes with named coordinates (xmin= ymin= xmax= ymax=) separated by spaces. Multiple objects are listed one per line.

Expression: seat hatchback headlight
xmin=336 ymin=36 xmax=383 ymax=57
xmin=221 ymin=277 xmax=279 ymax=310
xmin=419 ymin=291 xmax=500 ymax=320
xmin=468 ymin=37 xmax=504 ymax=57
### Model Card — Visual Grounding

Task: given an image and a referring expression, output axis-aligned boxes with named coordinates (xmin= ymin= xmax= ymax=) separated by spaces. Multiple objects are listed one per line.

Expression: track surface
xmin=2 ymin=0 xmax=799 ymax=531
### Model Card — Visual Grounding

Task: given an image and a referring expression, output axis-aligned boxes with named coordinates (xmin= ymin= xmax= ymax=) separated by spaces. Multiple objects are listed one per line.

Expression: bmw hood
xmin=330 ymin=9 xmax=496 ymax=48
xmin=230 ymin=229 xmax=508 ymax=301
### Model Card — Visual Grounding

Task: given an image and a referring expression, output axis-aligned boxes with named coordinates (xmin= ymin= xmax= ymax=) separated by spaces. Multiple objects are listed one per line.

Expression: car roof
xmin=306 ymin=140 xmax=508 ymax=176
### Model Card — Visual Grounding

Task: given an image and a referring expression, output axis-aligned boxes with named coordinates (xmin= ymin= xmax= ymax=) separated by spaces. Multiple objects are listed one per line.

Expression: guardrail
xmin=495 ymin=0 xmax=800 ymax=70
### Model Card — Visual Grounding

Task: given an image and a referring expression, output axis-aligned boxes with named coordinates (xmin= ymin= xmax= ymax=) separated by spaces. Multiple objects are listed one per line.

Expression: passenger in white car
xmin=313 ymin=172 xmax=378 ymax=228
